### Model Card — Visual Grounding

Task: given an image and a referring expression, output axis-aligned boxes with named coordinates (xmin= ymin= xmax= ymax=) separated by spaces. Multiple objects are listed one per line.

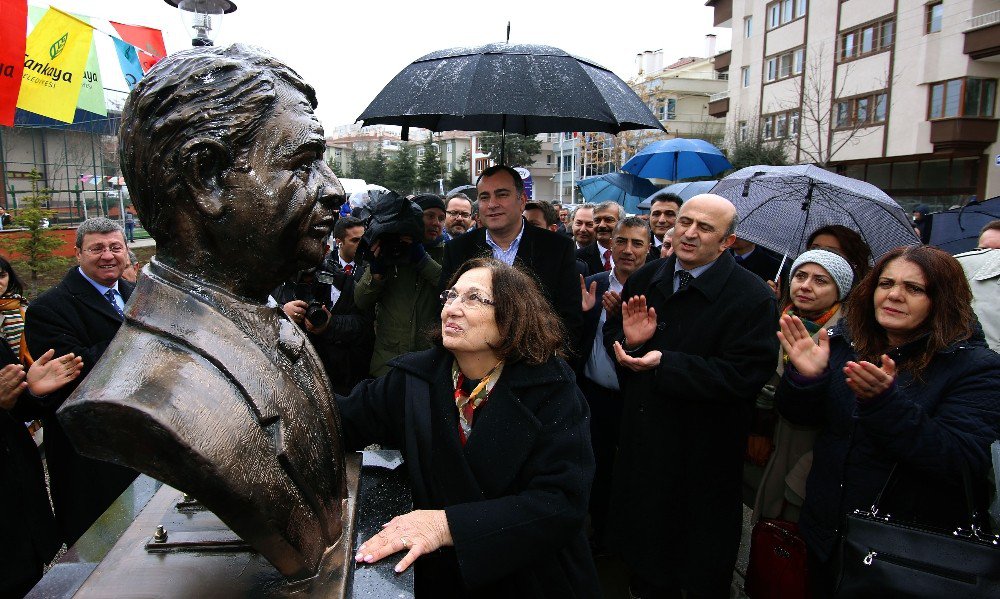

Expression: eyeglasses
xmin=82 ymin=244 xmax=126 ymax=256
xmin=446 ymin=210 xmax=472 ymax=219
xmin=440 ymin=288 xmax=495 ymax=308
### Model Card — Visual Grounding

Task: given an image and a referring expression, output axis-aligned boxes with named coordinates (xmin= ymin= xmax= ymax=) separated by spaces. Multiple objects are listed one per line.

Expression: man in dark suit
xmin=25 ymin=217 xmax=138 ymax=546
xmin=440 ymin=165 xmax=583 ymax=357
xmin=576 ymin=201 xmax=624 ymax=276
xmin=578 ymin=216 xmax=652 ymax=549
xmin=604 ymin=194 xmax=778 ymax=598
xmin=731 ymin=237 xmax=786 ymax=283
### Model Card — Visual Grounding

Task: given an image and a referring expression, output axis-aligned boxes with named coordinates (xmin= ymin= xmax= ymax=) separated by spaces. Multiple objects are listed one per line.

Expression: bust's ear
xmin=178 ymin=138 xmax=231 ymax=218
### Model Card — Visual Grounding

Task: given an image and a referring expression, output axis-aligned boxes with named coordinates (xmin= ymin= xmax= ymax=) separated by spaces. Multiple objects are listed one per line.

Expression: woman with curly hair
xmin=337 ymin=257 xmax=599 ymax=598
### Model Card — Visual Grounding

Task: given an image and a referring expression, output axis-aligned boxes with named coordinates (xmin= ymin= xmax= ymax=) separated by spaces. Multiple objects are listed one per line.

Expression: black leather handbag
xmin=835 ymin=464 xmax=1000 ymax=598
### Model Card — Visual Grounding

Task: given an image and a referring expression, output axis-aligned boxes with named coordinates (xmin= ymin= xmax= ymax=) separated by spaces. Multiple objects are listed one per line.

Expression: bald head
xmin=671 ymin=194 xmax=738 ymax=269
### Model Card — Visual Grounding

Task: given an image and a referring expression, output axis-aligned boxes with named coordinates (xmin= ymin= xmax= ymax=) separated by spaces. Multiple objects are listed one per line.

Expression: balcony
xmin=929 ymin=117 xmax=998 ymax=152
xmin=713 ymin=50 xmax=731 ymax=72
xmin=708 ymin=91 xmax=729 ymax=118
xmin=705 ymin=0 xmax=732 ymax=27
xmin=964 ymin=10 xmax=1000 ymax=61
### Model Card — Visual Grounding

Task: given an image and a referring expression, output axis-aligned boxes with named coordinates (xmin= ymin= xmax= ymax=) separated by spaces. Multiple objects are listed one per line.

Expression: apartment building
xmin=706 ymin=0 xmax=1000 ymax=209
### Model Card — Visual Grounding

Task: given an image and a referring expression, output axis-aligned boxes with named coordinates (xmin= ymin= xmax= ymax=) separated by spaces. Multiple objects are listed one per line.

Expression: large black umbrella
xmin=927 ymin=196 xmax=1000 ymax=254
xmin=357 ymin=43 xmax=664 ymax=160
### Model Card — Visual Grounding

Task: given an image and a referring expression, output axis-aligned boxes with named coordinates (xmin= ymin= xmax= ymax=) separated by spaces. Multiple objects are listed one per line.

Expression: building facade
xmin=707 ymin=0 xmax=1000 ymax=210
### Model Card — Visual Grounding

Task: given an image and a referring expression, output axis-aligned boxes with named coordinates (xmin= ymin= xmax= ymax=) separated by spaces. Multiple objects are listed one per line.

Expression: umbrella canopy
xmin=622 ymin=138 xmax=732 ymax=182
xmin=357 ymin=43 xmax=664 ymax=143
xmin=710 ymin=165 xmax=918 ymax=259
xmin=107 ymin=176 xmax=126 ymax=186
xmin=636 ymin=180 xmax=718 ymax=210
xmin=577 ymin=173 xmax=659 ymax=214
xmin=447 ymin=184 xmax=477 ymax=197
xmin=928 ymin=196 xmax=1000 ymax=254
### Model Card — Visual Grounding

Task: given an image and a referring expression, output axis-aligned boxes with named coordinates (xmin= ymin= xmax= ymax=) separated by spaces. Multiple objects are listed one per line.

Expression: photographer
xmin=355 ymin=193 xmax=446 ymax=377
xmin=276 ymin=243 xmax=374 ymax=394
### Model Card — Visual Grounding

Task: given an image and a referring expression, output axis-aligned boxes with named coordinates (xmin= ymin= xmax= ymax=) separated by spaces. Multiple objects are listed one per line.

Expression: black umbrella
xmin=927 ymin=196 xmax=1000 ymax=254
xmin=446 ymin=184 xmax=477 ymax=197
xmin=357 ymin=43 xmax=664 ymax=161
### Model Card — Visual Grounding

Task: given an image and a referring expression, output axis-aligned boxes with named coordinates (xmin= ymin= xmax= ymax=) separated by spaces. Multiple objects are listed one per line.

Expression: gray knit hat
xmin=790 ymin=249 xmax=854 ymax=301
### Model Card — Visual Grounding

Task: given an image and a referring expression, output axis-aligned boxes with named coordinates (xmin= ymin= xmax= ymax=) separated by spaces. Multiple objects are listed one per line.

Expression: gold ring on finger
xmin=400 ymin=537 xmax=410 ymax=548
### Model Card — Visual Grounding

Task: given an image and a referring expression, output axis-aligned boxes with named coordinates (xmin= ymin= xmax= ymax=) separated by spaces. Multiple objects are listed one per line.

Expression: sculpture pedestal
xmin=28 ymin=451 xmax=413 ymax=598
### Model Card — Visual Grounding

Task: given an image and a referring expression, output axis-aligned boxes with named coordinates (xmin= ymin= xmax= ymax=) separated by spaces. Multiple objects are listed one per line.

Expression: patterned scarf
xmin=0 ymin=294 xmax=26 ymax=354
xmin=783 ymin=301 xmax=841 ymax=336
xmin=452 ymin=361 xmax=504 ymax=445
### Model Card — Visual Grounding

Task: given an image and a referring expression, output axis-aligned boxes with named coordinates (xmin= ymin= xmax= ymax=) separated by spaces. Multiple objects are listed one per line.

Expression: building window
xmin=926 ymin=2 xmax=943 ymax=33
xmin=666 ymin=98 xmax=677 ymax=120
xmin=790 ymin=111 xmax=800 ymax=135
xmin=766 ymin=0 xmax=805 ymax=30
xmin=742 ymin=66 xmax=750 ymax=87
xmin=765 ymin=47 xmax=805 ymax=83
xmin=739 ymin=121 xmax=748 ymax=141
xmin=761 ymin=109 xmax=800 ymax=139
xmin=744 ymin=16 xmax=753 ymax=38
xmin=763 ymin=116 xmax=773 ymax=138
xmin=834 ymin=91 xmax=889 ymax=129
xmin=928 ymin=77 xmax=997 ymax=119
xmin=840 ymin=17 xmax=894 ymax=61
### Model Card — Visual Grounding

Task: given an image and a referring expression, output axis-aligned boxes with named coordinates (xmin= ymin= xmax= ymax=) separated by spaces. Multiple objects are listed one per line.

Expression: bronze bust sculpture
xmin=57 ymin=45 xmax=349 ymax=581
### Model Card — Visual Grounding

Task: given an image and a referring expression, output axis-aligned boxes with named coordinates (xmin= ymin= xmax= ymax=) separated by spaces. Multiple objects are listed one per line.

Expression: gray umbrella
xmin=357 ymin=43 xmax=664 ymax=159
xmin=710 ymin=165 xmax=918 ymax=260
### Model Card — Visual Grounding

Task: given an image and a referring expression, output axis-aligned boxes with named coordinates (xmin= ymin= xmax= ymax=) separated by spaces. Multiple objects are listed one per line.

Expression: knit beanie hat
xmin=411 ymin=193 xmax=446 ymax=213
xmin=790 ymin=249 xmax=854 ymax=301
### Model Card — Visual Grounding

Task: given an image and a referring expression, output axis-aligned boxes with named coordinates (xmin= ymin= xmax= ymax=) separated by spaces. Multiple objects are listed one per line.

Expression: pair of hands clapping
xmin=0 ymin=349 xmax=84 ymax=411
xmin=777 ymin=314 xmax=896 ymax=400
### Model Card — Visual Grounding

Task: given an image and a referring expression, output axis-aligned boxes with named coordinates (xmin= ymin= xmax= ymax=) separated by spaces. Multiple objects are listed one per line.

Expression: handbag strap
xmin=871 ymin=460 xmax=989 ymax=538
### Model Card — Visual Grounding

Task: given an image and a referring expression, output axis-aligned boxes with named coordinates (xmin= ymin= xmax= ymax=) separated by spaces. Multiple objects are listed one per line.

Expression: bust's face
xmin=223 ymin=82 xmax=345 ymax=270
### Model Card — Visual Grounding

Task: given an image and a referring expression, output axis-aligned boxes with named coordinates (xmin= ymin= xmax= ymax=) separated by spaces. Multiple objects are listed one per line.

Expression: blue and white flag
xmin=112 ymin=37 xmax=143 ymax=90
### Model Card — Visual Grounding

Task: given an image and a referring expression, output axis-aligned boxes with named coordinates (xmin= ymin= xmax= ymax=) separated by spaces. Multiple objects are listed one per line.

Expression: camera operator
xmin=275 ymin=220 xmax=375 ymax=393
xmin=355 ymin=193 xmax=446 ymax=377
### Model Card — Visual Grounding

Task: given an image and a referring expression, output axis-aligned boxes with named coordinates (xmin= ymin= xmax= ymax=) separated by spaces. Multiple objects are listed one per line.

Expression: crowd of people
xmin=3 ymin=44 xmax=1000 ymax=599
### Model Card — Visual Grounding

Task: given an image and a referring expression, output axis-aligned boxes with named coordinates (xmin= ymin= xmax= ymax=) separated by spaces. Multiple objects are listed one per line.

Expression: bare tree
xmin=790 ymin=46 xmax=890 ymax=167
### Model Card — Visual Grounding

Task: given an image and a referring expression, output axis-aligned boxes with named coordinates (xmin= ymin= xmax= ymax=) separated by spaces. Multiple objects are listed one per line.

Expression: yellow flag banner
xmin=16 ymin=7 xmax=93 ymax=123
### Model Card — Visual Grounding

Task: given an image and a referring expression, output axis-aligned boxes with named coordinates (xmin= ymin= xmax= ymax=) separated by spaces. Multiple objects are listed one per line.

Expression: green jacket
xmin=354 ymin=242 xmax=444 ymax=376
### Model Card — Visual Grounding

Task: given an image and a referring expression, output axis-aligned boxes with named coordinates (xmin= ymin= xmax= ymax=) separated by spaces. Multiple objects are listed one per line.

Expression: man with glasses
xmin=577 ymin=216 xmax=651 ymax=552
xmin=443 ymin=192 xmax=475 ymax=240
xmin=24 ymin=217 xmax=137 ymax=546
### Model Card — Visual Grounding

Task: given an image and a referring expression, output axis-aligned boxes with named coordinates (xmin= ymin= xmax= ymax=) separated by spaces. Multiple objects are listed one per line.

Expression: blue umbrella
xmin=622 ymin=138 xmax=732 ymax=181
xmin=636 ymin=180 xmax=718 ymax=210
xmin=577 ymin=172 xmax=659 ymax=214
xmin=928 ymin=196 xmax=1000 ymax=254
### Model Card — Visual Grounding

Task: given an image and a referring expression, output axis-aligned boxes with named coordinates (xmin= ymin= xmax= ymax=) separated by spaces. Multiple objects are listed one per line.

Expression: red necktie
xmin=344 ymin=263 xmax=353 ymax=275
xmin=603 ymin=249 xmax=612 ymax=271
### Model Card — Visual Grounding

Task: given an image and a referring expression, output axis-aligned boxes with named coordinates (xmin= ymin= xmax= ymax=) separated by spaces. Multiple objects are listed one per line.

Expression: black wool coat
xmin=24 ymin=267 xmax=138 ymax=546
xmin=0 ymin=341 xmax=61 ymax=596
xmin=575 ymin=242 xmax=606 ymax=277
xmin=776 ymin=326 xmax=1000 ymax=561
xmin=603 ymin=252 xmax=778 ymax=596
xmin=336 ymin=347 xmax=601 ymax=598
xmin=439 ymin=223 xmax=584 ymax=360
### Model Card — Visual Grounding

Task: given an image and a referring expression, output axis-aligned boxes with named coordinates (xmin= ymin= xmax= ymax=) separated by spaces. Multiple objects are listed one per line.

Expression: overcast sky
xmin=40 ymin=0 xmax=732 ymax=132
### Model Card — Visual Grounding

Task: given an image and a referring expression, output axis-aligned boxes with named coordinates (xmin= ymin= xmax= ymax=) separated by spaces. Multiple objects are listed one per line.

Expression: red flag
xmin=0 ymin=0 xmax=27 ymax=126
xmin=109 ymin=21 xmax=165 ymax=73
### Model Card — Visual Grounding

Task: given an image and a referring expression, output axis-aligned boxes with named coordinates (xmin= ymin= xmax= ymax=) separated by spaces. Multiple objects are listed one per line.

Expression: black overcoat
xmin=603 ymin=252 xmax=778 ymax=596
xmin=24 ymin=266 xmax=138 ymax=545
xmin=776 ymin=326 xmax=1000 ymax=561
xmin=0 ymin=341 xmax=61 ymax=596
xmin=575 ymin=242 xmax=605 ymax=277
xmin=336 ymin=347 xmax=601 ymax=598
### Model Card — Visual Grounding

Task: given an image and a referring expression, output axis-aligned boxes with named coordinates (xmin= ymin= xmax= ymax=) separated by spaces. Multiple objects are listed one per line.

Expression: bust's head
xmin=119 ymin=44 xmax=345 ymax=298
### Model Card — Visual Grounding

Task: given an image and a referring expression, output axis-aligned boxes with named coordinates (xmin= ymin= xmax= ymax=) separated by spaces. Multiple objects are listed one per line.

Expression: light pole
xmin=164 ymin=0 xmax=237 ymax=47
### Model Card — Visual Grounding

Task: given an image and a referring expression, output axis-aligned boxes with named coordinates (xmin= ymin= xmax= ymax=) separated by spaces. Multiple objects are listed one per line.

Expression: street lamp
xmin=164 ymin=0 xmax=237 ymax=47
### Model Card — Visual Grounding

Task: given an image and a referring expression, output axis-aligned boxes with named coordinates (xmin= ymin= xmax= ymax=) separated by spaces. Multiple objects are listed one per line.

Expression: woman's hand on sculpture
xmin=621 ymin=295 xmax=657 ymax=349
xmin=355 ymin=509 xmax=453 ymax=573
xmin=0 ymin=363 xmax=26 ymax=410
xmin=26 ymin=349 xmax=83 ymax=397
xmin=776 ymin=314 xmax=830 ymax=378
xmin=844 ymin=354 xmax=896 ymax=401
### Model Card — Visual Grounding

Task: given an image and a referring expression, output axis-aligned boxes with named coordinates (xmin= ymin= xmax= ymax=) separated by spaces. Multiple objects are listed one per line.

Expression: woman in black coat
xmin=337 ymin=257 xmax=600 ymax=598
xmin=1 ymin=335 xmax=84 ymax=596
xmin=776 ymin=245 xmax=1000 ymax=594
